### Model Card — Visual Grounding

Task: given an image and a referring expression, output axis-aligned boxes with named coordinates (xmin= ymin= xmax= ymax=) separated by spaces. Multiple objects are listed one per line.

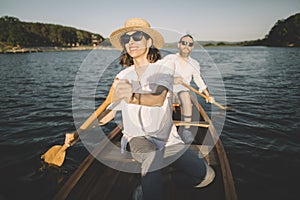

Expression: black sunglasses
xmin=180 ymin=41 xmax=194 ymax=47
xmin=120 ymin=31 xmax=150 ymax=45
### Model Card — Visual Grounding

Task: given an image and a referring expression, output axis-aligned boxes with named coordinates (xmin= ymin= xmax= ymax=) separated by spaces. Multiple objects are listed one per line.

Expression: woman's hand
xmin=112 ymin=79 xmax=133 ymax=103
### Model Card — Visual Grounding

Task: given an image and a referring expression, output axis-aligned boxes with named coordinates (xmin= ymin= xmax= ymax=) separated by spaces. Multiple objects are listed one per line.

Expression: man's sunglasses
xmin=120 ymin=31 xmax=150 ymax=45
xmin=180 ymin=41 xmax=194 ymax=47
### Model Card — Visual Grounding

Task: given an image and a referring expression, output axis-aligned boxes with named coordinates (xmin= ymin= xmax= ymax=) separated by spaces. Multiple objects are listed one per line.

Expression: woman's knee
xmin=129 ymin=137 xmax=156 ymax=153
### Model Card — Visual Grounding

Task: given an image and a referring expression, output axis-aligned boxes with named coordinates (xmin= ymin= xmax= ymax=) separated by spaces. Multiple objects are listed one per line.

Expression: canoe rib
xmin=190 ymin=95 xmax=238 ymax=200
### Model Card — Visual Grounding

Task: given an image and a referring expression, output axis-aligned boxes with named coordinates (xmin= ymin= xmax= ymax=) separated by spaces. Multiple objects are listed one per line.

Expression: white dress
xmin=108 ymin=63 xmax=183 ymax=153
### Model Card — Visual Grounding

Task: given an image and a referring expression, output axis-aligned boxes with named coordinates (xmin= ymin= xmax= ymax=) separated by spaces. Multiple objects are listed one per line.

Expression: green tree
xmin=0 ymin=16 xmax=104 ymax=47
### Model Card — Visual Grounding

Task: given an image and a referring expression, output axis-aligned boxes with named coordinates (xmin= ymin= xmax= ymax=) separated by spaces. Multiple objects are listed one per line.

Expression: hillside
xmin=264 ymin=13 xmax=300 ymax=46
xmin=0 ymin=16 xmax=103 ymax=50
xmin=242 ymin=13 xmax=300 ymax=47
xmin=1 ymin=13 xmax=299 ymax=52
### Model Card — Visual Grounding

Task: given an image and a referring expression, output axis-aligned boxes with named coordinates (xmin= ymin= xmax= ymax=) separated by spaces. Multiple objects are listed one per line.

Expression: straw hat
xmin=109 ymin=18 xmax=164 ymax=50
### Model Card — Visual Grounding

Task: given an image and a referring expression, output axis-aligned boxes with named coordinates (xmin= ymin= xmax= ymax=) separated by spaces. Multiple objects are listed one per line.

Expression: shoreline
xmin=0 ymin=46 xmax=116 ymax=54
xmin=0 ymin=44 xmax=246 ymax=54
xmin=1 ymin=45 xmax=297 ymax=54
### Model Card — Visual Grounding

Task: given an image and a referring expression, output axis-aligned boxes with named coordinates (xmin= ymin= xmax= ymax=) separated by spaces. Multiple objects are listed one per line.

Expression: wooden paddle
xmin=41 ymin=99 xmax=111 ymax=166
xmin=41 ymin=87 xmax=115 ymax=166
xmin=180 ymin=82 xmax=228 ymax=110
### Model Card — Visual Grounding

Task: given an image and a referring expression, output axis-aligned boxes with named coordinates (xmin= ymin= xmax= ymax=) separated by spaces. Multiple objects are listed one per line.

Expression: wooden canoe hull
xmin=53 ymin=95 xmax=237 ymax=200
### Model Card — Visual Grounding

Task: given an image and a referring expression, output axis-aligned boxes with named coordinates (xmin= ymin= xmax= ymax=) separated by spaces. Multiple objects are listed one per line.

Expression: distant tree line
xmin=0 ymin=16 xmax=104 ymax=47
xmin=241 ymin=13 xmax=300 ymax=47
xmin=2 ymin=13 xmax=299 ymax=49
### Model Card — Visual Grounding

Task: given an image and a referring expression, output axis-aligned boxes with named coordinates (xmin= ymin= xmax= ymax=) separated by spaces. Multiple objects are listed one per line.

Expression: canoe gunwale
xmin=190 ymin=95 xmax=237 ymax=200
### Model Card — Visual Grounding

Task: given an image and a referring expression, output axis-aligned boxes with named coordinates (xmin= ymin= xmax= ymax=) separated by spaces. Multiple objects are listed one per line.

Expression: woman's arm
xmin=130 ymin=85 xmax=168 ymax=107
xmin=111 ymin=78 xmax=169 ymax=107
xmin=98 ymin=109 xmax=117 ymax=125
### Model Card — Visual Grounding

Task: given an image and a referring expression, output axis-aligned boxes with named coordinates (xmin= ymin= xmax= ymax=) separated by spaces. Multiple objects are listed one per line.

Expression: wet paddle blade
xmin=41 ymin=145 xmax=67 ymax=167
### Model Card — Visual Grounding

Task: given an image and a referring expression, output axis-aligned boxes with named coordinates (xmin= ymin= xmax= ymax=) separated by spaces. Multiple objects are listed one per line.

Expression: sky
xmin=1 ymin=0 xmax=300 ymax=42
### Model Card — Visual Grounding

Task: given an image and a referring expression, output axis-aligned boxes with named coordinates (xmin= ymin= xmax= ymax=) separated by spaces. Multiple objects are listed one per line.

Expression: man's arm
xmin=201 ymin=88 xmax=214 ymax=103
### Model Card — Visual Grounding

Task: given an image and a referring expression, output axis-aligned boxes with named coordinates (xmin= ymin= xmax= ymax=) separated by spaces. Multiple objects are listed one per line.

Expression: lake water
xmin=0 ymin=47 xmax=299 ymax=200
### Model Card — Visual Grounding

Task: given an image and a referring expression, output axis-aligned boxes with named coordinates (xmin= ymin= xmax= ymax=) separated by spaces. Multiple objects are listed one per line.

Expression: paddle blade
xmin=41 ymin=145 xmax=67 ymax=167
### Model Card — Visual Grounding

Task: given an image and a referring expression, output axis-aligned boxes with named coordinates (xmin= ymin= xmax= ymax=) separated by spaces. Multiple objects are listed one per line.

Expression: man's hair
xmin=119 ymin=45 xmax=162 ymax=67
xmin=179 ymin=34 xmax=194 ymax=42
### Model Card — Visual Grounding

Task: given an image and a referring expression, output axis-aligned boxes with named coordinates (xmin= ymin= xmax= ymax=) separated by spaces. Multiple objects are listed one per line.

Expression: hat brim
xmin=110 ymin=26 xmax=164 ymax=50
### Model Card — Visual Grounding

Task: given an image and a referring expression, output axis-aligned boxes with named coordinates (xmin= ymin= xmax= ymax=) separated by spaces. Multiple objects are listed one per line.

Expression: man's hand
xmin=206 ymin=96 xmax=215 ymax=103
xmin=112 ymin=79 xmax=133 ymax=103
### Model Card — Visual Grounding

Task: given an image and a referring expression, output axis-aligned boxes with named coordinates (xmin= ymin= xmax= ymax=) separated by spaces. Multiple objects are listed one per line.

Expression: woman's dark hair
xmin=119 ymin=45 xmax=162 ymax=67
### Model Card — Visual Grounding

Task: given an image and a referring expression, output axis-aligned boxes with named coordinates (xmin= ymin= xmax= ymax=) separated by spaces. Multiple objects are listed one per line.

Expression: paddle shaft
xmin=79 ymin=100 xmax=111 ymax=130
xmin=67 ymin=85 xmax=116 ymax=146
xmin=81 ymin=81 xmax=118 ymax=129
xmin=180 ymin=82 xmax=227 ymax=110
xmin=66 ymin=99 xmax=111 ymax=146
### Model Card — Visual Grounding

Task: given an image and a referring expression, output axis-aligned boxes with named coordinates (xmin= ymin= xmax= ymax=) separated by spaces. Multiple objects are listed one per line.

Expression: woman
xmin=64 ymin=18 xmax=215 ymax=200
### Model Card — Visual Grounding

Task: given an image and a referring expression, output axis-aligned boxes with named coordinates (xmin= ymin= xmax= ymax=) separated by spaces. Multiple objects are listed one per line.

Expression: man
xmin=164 ymin=34 xmax=214 ymax=143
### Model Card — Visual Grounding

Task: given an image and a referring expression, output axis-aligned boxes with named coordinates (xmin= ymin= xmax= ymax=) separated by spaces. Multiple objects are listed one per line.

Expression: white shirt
xmin=163 ymin=53 xmax=207 ymax=93
xmin=109 ymin=63 xmax=183 ymax=153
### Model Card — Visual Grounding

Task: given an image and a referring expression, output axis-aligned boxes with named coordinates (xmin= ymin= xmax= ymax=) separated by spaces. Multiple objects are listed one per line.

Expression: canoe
xmin=53 ymin=94 xmax=237 ymax=200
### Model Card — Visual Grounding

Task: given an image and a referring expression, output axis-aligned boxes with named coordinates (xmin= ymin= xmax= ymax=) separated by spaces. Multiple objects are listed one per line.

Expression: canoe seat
xmin=99 ymin=144 xmax=217 ymax=165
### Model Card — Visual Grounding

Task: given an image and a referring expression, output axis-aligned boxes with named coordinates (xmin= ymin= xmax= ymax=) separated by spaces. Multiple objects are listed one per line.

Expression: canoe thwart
xmin=173 ymin=120 xmax=209 ymax=128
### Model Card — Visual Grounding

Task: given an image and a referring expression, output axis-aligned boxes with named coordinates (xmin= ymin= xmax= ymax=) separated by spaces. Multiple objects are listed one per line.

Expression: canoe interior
xmin=54 ymin=100 xmax=235 ymax=200
xmin=64 ymin=154 xmax=225 ymax=200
